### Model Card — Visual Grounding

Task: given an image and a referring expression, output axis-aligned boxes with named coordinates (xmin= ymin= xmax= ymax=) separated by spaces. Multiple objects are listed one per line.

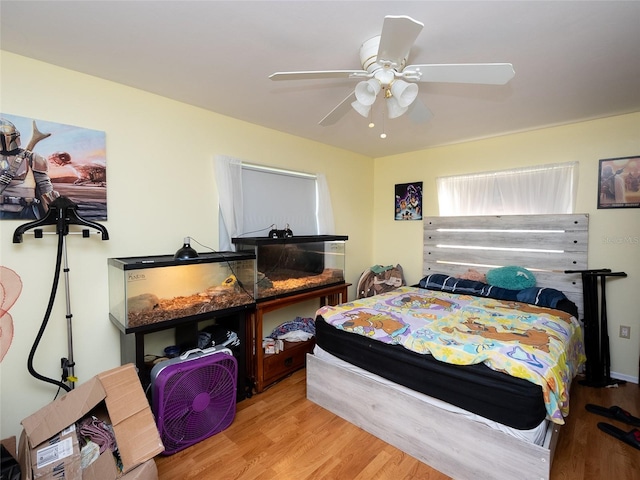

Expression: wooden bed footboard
xmin=307 ymin=353 xmax=560 ymax=480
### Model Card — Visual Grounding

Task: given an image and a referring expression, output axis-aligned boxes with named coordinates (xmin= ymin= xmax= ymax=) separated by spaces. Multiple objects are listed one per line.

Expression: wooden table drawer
xmin=263 ymin=340 xmax=315 ymax=385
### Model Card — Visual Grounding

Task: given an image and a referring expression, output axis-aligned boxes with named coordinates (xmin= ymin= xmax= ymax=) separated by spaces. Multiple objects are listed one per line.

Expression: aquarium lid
xmin=232 ymin=234 xmax=348 ymax=245
xmin=108 ymin=251 xmax=255 ymax=269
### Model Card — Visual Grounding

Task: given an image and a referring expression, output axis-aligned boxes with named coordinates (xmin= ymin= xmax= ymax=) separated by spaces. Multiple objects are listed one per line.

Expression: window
xmin=214 ymin=156 xmax=334 ymax=250
xmin=242 ymin=164 xmax=317 ymax=235
xmin=437 ymin=162 xmax=578 ymax=216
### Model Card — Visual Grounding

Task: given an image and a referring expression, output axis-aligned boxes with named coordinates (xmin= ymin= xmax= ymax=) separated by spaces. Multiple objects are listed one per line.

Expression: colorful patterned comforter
xmin=317 ymin=286 xmax=585 ymax=424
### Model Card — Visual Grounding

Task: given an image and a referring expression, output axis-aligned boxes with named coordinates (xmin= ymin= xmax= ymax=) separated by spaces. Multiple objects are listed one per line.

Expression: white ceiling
xmin=2 ymin=1 xmax=639 ymax=158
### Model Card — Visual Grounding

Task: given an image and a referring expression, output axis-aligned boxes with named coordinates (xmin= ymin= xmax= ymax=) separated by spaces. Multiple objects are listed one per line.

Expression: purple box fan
xmin=150 ymin=346 xmax=237 ymax=455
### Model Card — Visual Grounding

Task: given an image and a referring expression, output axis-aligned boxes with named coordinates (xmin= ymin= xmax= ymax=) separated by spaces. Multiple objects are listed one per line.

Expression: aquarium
xmin=231 ymin=235 xmax=348 ymax=300
xmin=108 ymin=252 xmax=256 ymax=332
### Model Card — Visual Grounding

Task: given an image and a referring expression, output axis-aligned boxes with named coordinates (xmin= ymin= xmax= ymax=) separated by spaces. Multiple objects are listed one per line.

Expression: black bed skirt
xmin=315 ymin=315 xmax=547 ymax=430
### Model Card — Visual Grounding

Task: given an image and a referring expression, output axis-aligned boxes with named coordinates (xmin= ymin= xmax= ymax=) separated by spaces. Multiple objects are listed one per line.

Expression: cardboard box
xmin=19 ymin=364 xmax=164 ymax=479
xmin=82 ymin=454 xmax=157 ymax=480
xmin=24 ymin=426 xmax=81 ymax=479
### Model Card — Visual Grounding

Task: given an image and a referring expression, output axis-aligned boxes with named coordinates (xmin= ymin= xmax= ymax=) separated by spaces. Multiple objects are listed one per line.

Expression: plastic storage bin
xmin=231 ymin=235 xmax=348 ymax=300
xmin=108 ymin=252 xmax=256 ymax=332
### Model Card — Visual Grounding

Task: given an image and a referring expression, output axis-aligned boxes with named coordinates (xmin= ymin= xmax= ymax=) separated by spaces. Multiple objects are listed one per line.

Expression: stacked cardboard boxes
xmin=19 ymin=364 xmax=164 ymax=479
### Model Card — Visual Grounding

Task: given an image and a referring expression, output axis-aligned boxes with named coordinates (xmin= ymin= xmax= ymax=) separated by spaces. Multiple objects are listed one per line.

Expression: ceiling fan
xmin=269 ymin=15 xmax=515 ymax=127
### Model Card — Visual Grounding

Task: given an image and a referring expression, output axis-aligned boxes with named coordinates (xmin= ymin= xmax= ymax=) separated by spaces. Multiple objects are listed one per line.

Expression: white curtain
xmin=214 ymin=155 xmax=244 ymax=251
xmin=316 ymin=173 xmax=335 ymax=235
xmin=437 ymin=162 xmax=578 ymax=216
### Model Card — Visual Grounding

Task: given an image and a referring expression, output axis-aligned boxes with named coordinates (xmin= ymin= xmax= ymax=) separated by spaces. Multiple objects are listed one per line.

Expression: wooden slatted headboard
xmin=423 ymin=214 xmax=589 ymax=319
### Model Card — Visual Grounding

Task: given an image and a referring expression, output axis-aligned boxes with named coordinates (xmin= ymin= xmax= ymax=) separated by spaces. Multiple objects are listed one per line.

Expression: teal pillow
xmin=486 ymin=266 xmax=536 ymax=290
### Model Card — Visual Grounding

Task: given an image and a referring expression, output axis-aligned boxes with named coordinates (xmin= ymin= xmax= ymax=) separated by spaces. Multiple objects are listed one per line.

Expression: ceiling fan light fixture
xmin=374 ymin=68 xmax=395 ymax=86
xmin=354 ymin=79 xmax=381 ymax=106
xmin=386 ymin=96 xmax=408 ymax=119
xmin=390 ymin=80 xmax=419 ymax=108
xmin=269 ymin=16 xmax=517 ymax=130
xmin=351 ymin=100 xmax=371 ymax=118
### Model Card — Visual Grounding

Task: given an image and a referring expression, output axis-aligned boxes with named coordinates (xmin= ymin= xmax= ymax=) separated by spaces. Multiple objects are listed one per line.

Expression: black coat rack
xmin=13 ymin=196 xmax=109 ymax=392
xmin=566 ymin=268 xmax=628 ymax=388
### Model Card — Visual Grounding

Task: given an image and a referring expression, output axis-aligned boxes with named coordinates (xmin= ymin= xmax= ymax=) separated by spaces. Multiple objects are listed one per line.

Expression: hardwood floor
xmin=156 ymin=369 xmax=640 ymax=480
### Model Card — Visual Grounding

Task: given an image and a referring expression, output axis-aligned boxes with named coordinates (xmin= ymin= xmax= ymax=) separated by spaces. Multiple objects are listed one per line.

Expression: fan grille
xmin=153 ymin=353 xmax=237 ymax=455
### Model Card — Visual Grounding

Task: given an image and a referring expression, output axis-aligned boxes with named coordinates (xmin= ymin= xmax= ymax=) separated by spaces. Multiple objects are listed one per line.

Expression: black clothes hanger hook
xmin=12 ymin=195 xmax=109 ymax=243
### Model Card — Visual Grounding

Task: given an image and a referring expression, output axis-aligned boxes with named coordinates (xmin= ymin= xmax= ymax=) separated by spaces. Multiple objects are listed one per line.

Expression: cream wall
xmin=0 ymin=52 xmax=373 ymax=440
xmin=373 ymin=112 xmax=640 ymax=382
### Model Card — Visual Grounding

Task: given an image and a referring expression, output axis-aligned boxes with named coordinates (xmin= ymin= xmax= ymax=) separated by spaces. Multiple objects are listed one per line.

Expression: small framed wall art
xmin=395 ymin=182 xmax=422 ymax=220
xmin=597 ymin=156 xmax=640 ymax=209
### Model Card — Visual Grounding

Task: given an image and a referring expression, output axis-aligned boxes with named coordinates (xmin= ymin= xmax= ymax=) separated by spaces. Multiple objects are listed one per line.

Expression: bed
xmin=306 ymin=214 xmax=589 ymax=480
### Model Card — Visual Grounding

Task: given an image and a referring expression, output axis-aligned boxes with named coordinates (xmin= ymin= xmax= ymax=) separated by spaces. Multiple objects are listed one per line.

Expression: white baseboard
xmin=611 ymin=370 xmax=639 ymax=385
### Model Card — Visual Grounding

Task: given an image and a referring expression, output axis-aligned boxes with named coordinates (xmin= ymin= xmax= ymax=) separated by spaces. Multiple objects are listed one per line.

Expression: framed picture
xmin=395 ymin=182 xmax=422 ymax=220
xmin=1 ymin=113 xmax=107 ymax=220
xmin=597 ymin=156 xmax=640 ymax=209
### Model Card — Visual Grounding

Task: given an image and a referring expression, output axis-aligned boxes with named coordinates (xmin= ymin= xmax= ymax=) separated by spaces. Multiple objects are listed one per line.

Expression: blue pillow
xmin=486 ymin=266 xmax=536 ymax=290
xmin=516 ymin=287 xmax=567 ymax=308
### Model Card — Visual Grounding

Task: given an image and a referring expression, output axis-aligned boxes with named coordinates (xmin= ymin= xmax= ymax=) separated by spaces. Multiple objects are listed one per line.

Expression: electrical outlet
xmin=619 ymin=325 xmax=631 ymax=339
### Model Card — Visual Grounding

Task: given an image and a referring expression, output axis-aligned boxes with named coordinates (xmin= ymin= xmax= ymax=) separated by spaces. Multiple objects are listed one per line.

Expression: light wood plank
xmin=424 ymin=214 xmax=589 ymax=230
xmin=425 ymin=229 xmax=588 ymax=251
xmin=423 ymin=248 xmax=587 ymax=271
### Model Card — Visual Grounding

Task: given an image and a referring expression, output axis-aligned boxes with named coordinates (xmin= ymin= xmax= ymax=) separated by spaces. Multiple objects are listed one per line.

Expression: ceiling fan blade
xmin=269 ymin=70 xmax=367 ymax=81
xmin=404 ymin=63 xmax=515 ymax=85
xmin=319 ymin=92 xmax=357 ymax=126
xmin=407 ymin=99 xmax=433 ymax=124
xmin=377 ymin=15 xmax=424 ymax=67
